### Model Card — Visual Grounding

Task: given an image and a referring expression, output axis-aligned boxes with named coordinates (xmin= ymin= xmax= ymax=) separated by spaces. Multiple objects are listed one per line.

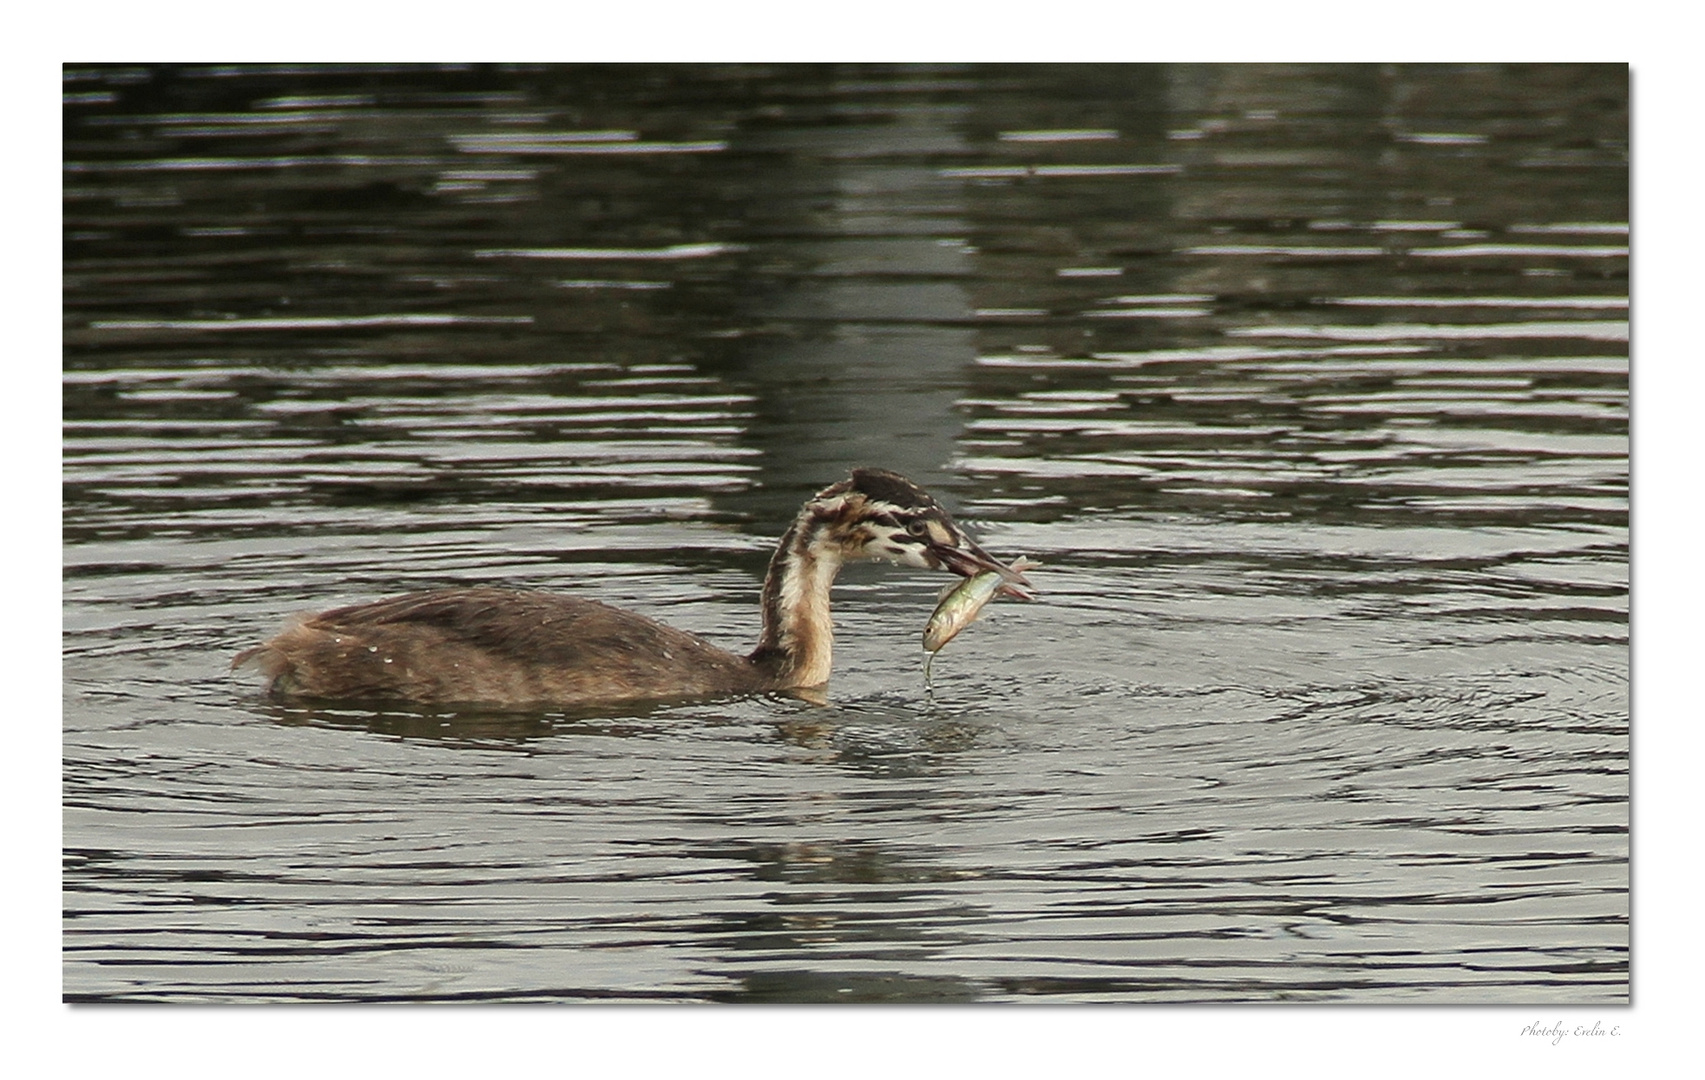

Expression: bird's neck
xmin=749 ymin=511 xmax=843 ymax=688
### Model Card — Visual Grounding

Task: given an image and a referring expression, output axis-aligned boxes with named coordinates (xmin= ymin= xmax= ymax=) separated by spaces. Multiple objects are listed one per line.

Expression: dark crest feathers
xmin=841 ymin=468 xmax=941 ymax=512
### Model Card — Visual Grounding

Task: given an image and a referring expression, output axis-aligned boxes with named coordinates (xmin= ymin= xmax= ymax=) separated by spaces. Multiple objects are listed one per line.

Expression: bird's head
xmin=803 ymin=468 xmax=1033 ymax=591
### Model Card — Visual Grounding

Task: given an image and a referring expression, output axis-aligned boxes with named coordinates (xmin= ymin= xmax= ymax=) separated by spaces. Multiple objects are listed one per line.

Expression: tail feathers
xmin=232 ymin=612 xmax=316 ymax=687
xmin=231 ymin=642 xmax=290 ymax=688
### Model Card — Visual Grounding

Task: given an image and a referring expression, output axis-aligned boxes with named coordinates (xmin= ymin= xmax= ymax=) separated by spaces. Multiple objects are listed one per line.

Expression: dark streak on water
xmin=63 ymin=63 xmax=1627 ymax=1003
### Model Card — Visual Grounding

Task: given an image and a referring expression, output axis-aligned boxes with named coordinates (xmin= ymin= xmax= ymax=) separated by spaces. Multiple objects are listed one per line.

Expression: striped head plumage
xmin=802 ymin=468 xmax=1027 ymax=582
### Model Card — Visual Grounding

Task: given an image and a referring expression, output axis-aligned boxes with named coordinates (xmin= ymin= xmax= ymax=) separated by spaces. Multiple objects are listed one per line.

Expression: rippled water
xmin=63 ymin=64 xmax=1627 ymax=1003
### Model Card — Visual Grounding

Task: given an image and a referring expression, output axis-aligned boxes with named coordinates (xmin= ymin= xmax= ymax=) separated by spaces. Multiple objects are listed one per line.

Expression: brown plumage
xmin=233 ymin=469 xmax=1033 ymax=709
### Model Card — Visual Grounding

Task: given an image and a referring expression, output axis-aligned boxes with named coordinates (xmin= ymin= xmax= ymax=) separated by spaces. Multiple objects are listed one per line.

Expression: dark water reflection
xmin=63 ymin=64 xmax=1627 ymax=1003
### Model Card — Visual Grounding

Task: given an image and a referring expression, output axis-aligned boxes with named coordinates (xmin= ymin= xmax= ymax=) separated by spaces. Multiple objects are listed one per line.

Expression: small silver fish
xmin=923 ymin=557 xmax=1039 ymax=683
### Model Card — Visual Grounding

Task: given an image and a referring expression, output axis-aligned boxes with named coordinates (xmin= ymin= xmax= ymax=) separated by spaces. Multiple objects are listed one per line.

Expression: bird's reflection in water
xmin=686 ymin=836 xmax=993 ymax=1002
xmin=256 ymin=698 xmax=679 ymax=747
xmin=771 ymin=695 xmax=1015 ymax=780
xmin=252 ymin=684 xmax=1010 ymax=764
xmin=707 ymin=969 xmax=984 ymax=1004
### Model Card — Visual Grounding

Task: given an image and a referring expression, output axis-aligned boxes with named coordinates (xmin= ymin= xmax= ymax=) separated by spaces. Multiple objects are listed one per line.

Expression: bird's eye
xmin=905 ymin=520 xmax=929 ymax=538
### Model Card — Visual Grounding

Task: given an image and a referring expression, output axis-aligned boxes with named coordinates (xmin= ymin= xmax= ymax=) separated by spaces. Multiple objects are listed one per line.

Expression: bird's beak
xmin=930 ymin=532 xmax=1038 ymax=597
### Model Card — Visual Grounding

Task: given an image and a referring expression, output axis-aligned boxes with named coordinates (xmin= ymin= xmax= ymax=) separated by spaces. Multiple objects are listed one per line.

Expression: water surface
xmin=63 ymin=63 xmax=1628 ymax=1003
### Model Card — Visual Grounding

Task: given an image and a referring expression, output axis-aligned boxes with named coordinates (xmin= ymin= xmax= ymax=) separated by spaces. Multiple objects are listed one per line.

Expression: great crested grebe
xmin=234 ymin=468 xmax=1032 ymax=708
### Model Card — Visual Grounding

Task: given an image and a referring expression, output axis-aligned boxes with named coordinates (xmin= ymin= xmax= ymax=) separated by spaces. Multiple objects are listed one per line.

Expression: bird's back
xmin=234 ymin=587 xmax=767 ymax=707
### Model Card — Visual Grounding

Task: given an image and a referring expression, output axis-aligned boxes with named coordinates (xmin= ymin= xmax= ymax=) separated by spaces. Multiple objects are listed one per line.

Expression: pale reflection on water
xmin=63 ymin=64 xmax=1626 ymax=1003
